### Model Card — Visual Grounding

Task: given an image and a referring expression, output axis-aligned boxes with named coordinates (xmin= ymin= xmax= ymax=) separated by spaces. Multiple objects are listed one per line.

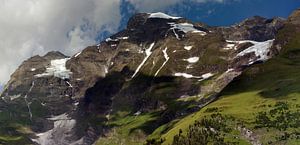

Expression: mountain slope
xmin=0 ymin=9 xmax=299 ymax=145
xmin=155 ymin=9 xmax=300 ymax=145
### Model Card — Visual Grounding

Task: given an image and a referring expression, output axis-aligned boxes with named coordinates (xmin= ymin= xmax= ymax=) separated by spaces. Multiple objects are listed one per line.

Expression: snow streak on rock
xmin=174 ymin=72 xmax=214 ymax=81
xmin=35 ymin=58 xmax=72 ymax=79
xmin=198 ymin=73 xmax=214 ymax=81
xmin=24 ymin=81 xmax=35 ymax=121
xmin=183 ymin=57 xmax=199 ymax=63
xmin=184 ymin=46 xmax=193 ymax=51
xmin=154 ymin=47 xmax=170 ymax=77
xmin=172 ymin=28 xmax=180 ymax=40
xmin=66 ymin=81 xmax=73 ymax=88
xmin=132 ymin=43 xmax=155 ymax=78
xmin=7 ymin=94 xmax=21 ymax=101
xmin=74 ymin=51 xmax=82 ymax=58
xmin=174 ymin=73 xmax=202 ymax=79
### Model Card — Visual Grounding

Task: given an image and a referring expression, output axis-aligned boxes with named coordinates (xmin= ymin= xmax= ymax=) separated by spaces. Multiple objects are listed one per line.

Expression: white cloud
xmin=0 ymin=0 xmax=121 ymax=84
xmin=0 ymin=0 xmax=230 ymax=85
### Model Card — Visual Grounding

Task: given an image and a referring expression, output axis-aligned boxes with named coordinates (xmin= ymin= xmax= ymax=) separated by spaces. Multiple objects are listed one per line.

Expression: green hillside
xmin=153 ymin=24 xmax=300 ymax=145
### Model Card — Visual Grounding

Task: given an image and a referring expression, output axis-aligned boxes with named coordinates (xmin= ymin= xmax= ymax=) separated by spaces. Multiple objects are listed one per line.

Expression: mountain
xmin=0 ymin=9 xmax=299 ymax=145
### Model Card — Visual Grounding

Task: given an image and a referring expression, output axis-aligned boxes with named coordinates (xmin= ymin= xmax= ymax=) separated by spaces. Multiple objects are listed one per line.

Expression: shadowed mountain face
xmin=0 ymin=9 xmax=299 ymax=145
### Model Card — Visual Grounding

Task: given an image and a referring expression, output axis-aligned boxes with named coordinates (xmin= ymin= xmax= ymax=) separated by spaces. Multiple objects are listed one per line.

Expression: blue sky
xmin=0 ymin=0 xmax=299 ymax=89
xmin=97 ymin=0 xmax=300 ymax=41
xmin=124 ymin=0 xmax=300 ymax=28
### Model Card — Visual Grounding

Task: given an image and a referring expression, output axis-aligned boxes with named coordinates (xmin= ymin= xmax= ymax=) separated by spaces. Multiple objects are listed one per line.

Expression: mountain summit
xmin=1 ymin=9 xmax=300 ymax=145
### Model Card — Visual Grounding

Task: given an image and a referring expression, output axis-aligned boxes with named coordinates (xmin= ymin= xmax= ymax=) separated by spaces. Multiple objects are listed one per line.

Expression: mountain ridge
xmin=0 ymin=9 xmax=300 ymax=145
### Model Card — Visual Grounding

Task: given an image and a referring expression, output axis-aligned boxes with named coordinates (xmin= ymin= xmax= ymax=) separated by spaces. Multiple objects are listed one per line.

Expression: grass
xmin=152 ymin=28 xmax=300 ymax=145
xmin=159 ymin=62 xmax=300 ymax=144
xmin=96 ymin=112 xmax=158 ymax=145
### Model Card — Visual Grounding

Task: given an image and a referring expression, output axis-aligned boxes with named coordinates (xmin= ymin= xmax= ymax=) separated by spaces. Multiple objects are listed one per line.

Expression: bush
xmin=172 ymin=114 xmax=234 ymax=145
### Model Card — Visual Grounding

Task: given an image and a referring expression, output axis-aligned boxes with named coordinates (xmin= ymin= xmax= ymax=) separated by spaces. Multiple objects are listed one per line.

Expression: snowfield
xmin=31 ymin=113 xmax=81 ymax=145
xmin=35 ymin=58 xmax=72 ymax=79
xmin=235 ymin=39 xmax=274 ymax=61
xmin=225 ymin=39 xmax=274 ymax=62
xmin=169 ymin=23 xmax=207 ymax=36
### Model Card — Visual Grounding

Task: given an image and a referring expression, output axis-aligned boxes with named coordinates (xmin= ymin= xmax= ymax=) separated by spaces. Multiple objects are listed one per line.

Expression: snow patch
xmin=186 ymin=65 xmax=193 ymax=69
xmin=169 ymin=23 xmax=207 ymax=36
xmin=202 ymin=73 xmax=213 ymax=79
xmin=184 ymin=46 xmax=193 ymax=51
xmin=105 ymin=38 xmax=118 ymax=42
xmin=131 ymin=43 xmax=155 ymax=78
xmin=117 ymin=36 xmax=129 ymax=40
xmin=41 ymin=102 xmax=46 ymax=106
xmin=235 ymin=39 xmax=274 ymax=61
xmin=74 ymin=102 xmax=79 ymax=106
xmin=35 ymin=58 xmax=72 ymax=80
xmin=30 ymin=68 xmax=36 ymax=71
xmin=172 ymin=28 xmax=180 ymax=40
xmin=105 ymin=36 xmax=128 ymax=42
xmin=174 ymin=73 xmax=202 ymax=79
xmin=223 ymin=42 xmax=236 ymax=50
xmin=174 ymin=72 xmax=214 ymax=81
xmin=225 ymin=68 xmax=234 ymax=73
xmin=31 ymin=113 xmax=77 ymax=145
xmin=149 ymin=12 xmax=181 ymax=19
xmin=198 ymin=73 xmax=214 ymax=81
xmin=154 ymin=47 xmax=170 ymax=77
xmin=134 ymin=111 xmax=141 ymax=116
xmin=104 ymin=66 xmax=108 ymax=74
xmin=8 ymin=94 xmax=21 ymax=101
xmin=183 ymin=57 xmax=199 ymax=63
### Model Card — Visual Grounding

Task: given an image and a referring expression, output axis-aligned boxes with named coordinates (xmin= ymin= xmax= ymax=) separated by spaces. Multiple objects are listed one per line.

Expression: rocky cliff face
xmin=218 ymin=16 xmax=285 ymax=41
xmin=0 ymin=11 xmax=293 ymax=145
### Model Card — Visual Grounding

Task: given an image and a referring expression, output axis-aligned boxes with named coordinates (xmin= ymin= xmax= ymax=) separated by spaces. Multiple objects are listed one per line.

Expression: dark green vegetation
xmin=255 ymin=102 xmax=300 ymax=131
xmin=0 ymin=102 xmax=40 ymax=145
xmin=172 ymin=113 xmax=235 ymax=145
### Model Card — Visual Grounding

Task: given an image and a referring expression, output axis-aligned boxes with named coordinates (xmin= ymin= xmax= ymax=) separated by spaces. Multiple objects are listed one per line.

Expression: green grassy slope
xmin=152 ymin=24 xmax=300 ymax=145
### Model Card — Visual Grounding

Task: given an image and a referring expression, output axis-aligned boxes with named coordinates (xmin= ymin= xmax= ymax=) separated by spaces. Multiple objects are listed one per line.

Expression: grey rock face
xmin=218 ymin=16 xmax=285 ymax=41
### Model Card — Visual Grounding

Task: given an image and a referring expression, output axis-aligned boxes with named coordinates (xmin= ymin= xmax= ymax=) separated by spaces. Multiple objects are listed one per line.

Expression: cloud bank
xmin=0 ymin=0 xmax=121 ymax=84
xmin=0 ymin=0 xmax=227 ymax=85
